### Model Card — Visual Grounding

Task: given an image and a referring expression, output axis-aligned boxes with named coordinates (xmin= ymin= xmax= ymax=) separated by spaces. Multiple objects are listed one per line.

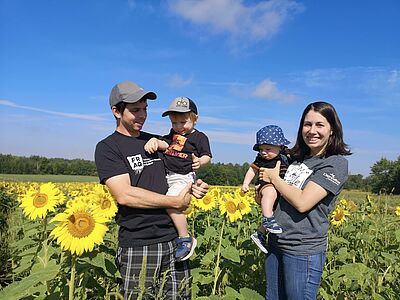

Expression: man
xmin=95 ymin=80 xmax=208 ymax=299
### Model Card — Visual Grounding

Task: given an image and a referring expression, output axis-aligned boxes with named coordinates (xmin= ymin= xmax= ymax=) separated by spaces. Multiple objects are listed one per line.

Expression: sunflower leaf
xmin=221 ymin=245 xmax=240 ymax=263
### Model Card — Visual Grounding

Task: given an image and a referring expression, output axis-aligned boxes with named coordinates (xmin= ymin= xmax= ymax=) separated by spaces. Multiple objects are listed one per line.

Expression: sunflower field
xmin=0 ymin=180 xmax=399 ymax=299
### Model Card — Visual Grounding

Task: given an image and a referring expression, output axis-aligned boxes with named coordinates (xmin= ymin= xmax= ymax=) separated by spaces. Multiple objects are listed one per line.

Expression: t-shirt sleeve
xmin=196 ymin=133 xmax=212 ymax=157
xmin=95 ymin=140 xmax=129 ymax=184
xmin=309 ymin=156 xmax=348 ymax=195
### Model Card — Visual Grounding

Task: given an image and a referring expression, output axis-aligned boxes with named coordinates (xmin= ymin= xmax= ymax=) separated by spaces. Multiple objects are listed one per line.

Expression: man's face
xmin=114 ymin=100 xmax=148 ymax=136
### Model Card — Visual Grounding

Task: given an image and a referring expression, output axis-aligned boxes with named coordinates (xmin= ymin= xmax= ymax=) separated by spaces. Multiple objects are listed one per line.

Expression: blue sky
xmin=1 ymin=0 xmax=399 ymax=177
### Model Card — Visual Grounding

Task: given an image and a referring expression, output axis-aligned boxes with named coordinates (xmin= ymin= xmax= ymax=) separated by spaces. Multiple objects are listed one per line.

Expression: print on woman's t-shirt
xmin=284 ymin=163 xmax=313 ymax=189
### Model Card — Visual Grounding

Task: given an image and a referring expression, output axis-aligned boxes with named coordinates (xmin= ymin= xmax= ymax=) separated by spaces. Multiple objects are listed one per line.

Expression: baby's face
xmin=259 ymin=144 xmax=281 ymax=160
xmin=169 ymin=114 xmax=196 ymax=135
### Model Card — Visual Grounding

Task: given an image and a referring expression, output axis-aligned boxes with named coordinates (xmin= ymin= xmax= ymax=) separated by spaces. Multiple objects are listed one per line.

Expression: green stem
xmin=236 ymin=222 xmax=241 ymax=247
xmin=69 ymin=255 xmax=76 ymax=300
xmin=212 ymin=219 xmax=225 ymax=295
xmin=42 ymin=215 xmax=48 ymax=241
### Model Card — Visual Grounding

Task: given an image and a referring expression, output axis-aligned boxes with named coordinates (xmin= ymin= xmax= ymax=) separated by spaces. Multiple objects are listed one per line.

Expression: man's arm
xmin=105 ymin=174 xmax=209 ymax=210
xmin=105 ymin=173 xmax=191 ymax=210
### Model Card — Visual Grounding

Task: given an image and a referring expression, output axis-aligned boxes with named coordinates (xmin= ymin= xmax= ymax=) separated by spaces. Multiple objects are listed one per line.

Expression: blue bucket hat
xmin=253 ymin=125 xmax=290 ymax=151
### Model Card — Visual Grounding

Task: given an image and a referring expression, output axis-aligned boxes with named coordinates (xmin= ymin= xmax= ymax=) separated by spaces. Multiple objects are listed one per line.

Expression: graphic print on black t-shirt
xmin=164 ymin=134 xmax=189 ymax=159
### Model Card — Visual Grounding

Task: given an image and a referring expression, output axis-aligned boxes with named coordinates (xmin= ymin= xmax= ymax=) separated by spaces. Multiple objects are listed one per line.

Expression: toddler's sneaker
xmin=175 ymin=235 xmax=197 ymax=262
xmin=262 ymin=216 xmax=283 ymax=234
xmin=251 ymin=230 xmax=268 ymax=254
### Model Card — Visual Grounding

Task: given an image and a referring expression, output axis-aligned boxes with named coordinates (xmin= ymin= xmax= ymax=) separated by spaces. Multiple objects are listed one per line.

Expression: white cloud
xmin=169 ymin=0 xmax=304 ymax=42
xmin=251 ymin=79 xmax=297 ymax=103
xmin=168 ymin=74 xmax=193 ymax=88
xmin=0 ymin=99 xmax=107 ymax=121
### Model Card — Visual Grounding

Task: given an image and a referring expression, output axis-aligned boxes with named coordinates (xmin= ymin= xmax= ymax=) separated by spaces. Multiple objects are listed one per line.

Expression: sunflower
xmin=183 ymin=201 xmax=197 ymax=218
xmin=90 ymin=184 xmax=118 ymax=220
xmin=330 ymin=207 xmax=350 ymax=227
xmin=19 ymin=182 xmax=65 ymax=220
xmin=234 ymin=189 xmax=252 ymax=216
xmin=346 ymin=200 xmax=358 ymax=213
xmin=219 ymin=192 xmax=242 ymax=223
xmin=50 ymin=200 xmax=109 ymax=256
xmin=195 ymin=191 xmax=217 ymax=211
xmin=395 ymin=206 xmax=400 ymax=216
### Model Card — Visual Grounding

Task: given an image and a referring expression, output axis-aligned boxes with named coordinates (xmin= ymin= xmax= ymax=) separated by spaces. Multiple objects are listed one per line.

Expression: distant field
xmin=0 ymin=174 xmax=98 ymax=182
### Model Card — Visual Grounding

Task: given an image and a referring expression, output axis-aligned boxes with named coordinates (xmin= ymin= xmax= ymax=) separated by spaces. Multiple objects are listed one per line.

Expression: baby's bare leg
xmin=260 ymin=185 xmax=278 ymax=217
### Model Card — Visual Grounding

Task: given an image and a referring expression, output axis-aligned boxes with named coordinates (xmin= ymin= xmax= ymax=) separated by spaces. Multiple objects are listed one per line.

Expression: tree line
xmin=0 ymin=154 xmax=97 ymax=176
xmin=0 ymin=154 xmax=399 ymax=194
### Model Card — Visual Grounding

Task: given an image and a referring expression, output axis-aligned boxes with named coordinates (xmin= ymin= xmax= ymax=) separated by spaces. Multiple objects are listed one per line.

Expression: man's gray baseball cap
xmin=109 ymin=80 xmax=157 ymax=107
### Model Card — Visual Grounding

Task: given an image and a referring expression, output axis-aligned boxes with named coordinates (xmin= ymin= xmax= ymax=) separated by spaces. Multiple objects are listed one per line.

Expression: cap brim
xmin=124 ymin=91 xmax=157 ymax=104
xmin=162 ymin=108 xmax=191 ymax=117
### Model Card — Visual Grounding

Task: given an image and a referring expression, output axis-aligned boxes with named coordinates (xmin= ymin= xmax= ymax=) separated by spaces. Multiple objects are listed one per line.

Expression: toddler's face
xmin=169 ymin=114 xmax=196 ymax=135
xmin=258 ymin=144 xmax=281 ymax=160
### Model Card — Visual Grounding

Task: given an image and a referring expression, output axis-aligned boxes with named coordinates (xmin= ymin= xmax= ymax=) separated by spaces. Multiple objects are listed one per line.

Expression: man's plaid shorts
xmin=116 ymin=240 xmax=191 ymax=299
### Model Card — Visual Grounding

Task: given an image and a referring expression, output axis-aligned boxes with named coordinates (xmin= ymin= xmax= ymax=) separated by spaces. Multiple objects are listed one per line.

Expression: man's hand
xmin=192 ymin=154 xmax=201 ymax=170
xmin=191 ymin=179 xmax=209 ymax=199
xmin=177 ymin=182 xmax=193 ymax=211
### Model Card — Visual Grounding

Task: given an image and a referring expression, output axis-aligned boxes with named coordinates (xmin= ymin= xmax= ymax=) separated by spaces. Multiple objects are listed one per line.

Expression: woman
xmin=259 ymin=101 xmax=351 ymax=300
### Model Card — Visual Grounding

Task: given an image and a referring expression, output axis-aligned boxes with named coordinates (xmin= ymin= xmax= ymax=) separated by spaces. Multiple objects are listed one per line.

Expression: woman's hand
xmin=259 ymin=160 xmax=281 ymax=183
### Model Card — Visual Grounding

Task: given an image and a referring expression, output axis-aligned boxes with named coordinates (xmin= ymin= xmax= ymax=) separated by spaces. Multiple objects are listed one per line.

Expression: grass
xmin=0 ymin=174 xmax=98 ymax=183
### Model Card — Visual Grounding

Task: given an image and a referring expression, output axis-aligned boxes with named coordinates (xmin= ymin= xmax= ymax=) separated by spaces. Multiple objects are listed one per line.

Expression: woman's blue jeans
xmin=265 ymin=249 xmax=326 ymax=300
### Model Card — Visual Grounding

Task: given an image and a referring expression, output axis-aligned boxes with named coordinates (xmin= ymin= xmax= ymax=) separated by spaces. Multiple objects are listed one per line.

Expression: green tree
xmin=369 ymin=156 xmax=400 ymax=194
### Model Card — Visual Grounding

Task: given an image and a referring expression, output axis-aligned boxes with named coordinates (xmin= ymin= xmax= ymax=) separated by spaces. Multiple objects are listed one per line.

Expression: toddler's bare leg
xmin=167 ymin=208 xmax=189 ymax=237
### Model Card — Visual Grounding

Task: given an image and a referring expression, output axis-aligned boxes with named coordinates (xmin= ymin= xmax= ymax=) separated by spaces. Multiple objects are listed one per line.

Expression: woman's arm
xmin=259 ymin=161 xmax=328 ymax=213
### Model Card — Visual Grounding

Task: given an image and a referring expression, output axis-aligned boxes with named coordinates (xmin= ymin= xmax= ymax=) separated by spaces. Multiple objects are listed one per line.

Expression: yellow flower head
xmin=219 ymin=192 xmax=242 ymax=223
xmin=330 ymin=207 xmax=350 ymax=227
xmin=19 ymin=182 xmax=65 ymax=220
xmin=50 ymin=201 xmax=108 ymax=256
xmin=395 ymin=206 xmax=400 ymax=216
xmin=234 ymin=189 xmax=252 ymax=216
xmin=194 ymin=191 xmax=217 ymax=211
xmin=183 ymin=201 xmax=197 ymax=218
xmin=346 ymin=200 xmax=358 ymax=213
xmin=90 ymin=184 xmax=118 ymax=220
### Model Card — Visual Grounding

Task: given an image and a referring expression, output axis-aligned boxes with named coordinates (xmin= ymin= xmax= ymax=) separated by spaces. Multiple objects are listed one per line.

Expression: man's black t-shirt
xmin=95 ymin=131 xmax=177 ymax=247
xmin=162 ymin=129 xmax=212 ymax=174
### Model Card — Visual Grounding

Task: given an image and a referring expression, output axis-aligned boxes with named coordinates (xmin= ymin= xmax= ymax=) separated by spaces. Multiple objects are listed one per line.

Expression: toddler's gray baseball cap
xmin=162 ymin=96 xmax=198 ymax=117
xmin=109 ymin=80 xmax=156 ymax=107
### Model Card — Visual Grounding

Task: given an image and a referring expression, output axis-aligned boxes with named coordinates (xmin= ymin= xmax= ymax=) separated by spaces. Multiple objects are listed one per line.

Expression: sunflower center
xmin=334 ymin=210 xmax=344 ymax=221
xmin=67 ymin=212 xmax=95 ymax=238
xmin=203 ymin=196 xmax=211 ymax=205
xmin=226 ymin=201 xmax=238 ymax=214
xmin=100 ymin=198 xmax=111 ymax=210
xmin=238 ymin=202 xmax=246 ymax=210
xmin=33 ymin=193 xmax=48 ymax=208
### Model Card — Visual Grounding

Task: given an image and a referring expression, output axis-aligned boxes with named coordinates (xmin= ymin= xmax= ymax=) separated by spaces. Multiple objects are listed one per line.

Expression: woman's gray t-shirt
xmin=268 ymin=155 xmax=348 ymax=255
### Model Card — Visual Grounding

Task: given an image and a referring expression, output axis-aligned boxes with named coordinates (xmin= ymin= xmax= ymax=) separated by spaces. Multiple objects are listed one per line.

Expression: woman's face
xmin=302 ymin=109 xmax=332 ymax=156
